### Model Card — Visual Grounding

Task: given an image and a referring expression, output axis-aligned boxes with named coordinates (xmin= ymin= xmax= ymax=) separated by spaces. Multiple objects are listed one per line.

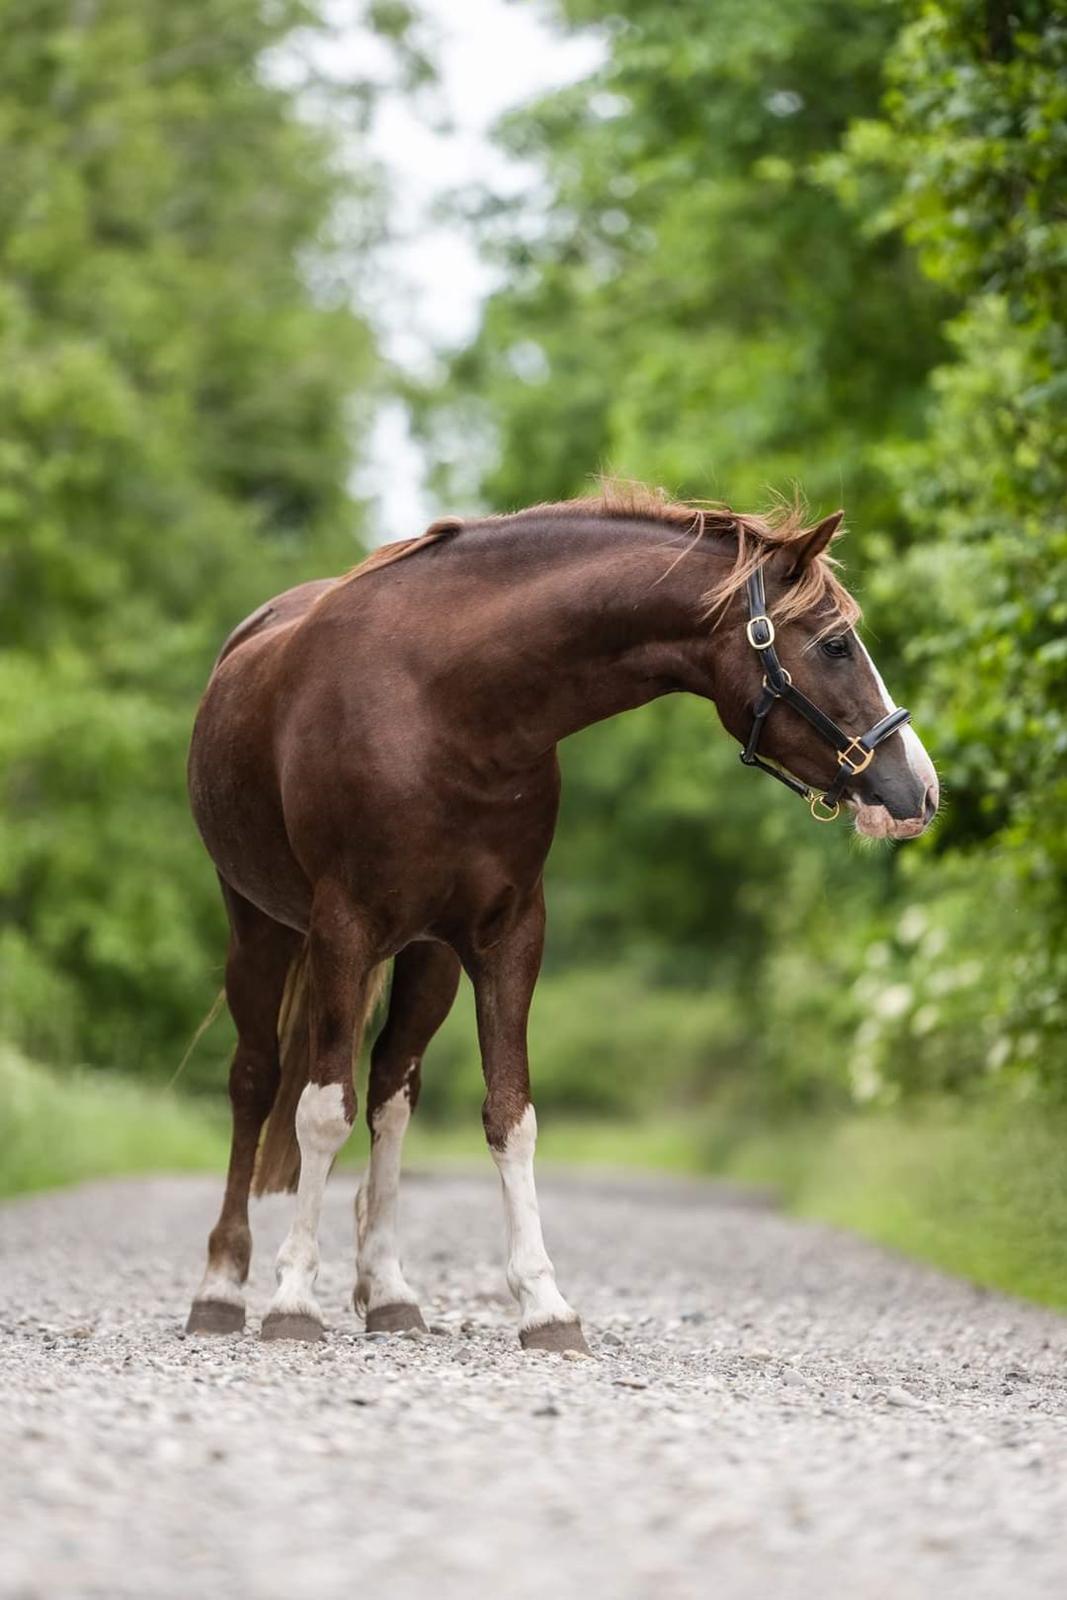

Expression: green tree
xmin=0 ymin=0 xmax=380 ymax=1077
xmin=434 ymin=0 xmax=946 ymax=521
xmin=837 ymin=0 xmax=1067 ymax=1085
xmin=421 ymin=0 xmax=949 ymax=1107
xmin=424 ymin=0 xmax=1065 ymax=1112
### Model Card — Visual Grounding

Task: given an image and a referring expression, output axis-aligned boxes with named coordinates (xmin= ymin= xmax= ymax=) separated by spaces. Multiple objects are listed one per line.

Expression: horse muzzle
xmin=850 ymin=754 xmax=939 ymax=840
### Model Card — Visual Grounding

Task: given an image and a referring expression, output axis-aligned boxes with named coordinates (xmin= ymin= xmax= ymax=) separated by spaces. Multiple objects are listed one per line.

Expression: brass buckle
xmin=810 ymin=795 xmax=840 ymax=823
xmin=746 ymin=615 xmax=775 ymax=649
xmin=836 ymin=737 xmax=874 ymax=775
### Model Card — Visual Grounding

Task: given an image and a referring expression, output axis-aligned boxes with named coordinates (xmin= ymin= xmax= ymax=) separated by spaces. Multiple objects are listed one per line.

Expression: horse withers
xmin=185 ymin=486 xmax=938 ymax=1350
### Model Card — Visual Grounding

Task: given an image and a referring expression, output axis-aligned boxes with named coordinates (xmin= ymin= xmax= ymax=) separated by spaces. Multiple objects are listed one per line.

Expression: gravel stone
xmin=1 ymin=1169 xmax=1066 ymax=1599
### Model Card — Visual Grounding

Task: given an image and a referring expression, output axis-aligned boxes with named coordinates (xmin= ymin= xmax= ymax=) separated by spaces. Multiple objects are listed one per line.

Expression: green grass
xmin=716 ymin=1098 xmax=1067 ymax=1310
xmin=0 ymin=1046 xmax=226 ymax=1198
xmin=402 ymin=1115 xmax=709 ymax=1174
xmin=3 ymin=1046 xmax=1065 ymax=1312
xmin=408 ymin=1097 xmax=1067 ymax=1311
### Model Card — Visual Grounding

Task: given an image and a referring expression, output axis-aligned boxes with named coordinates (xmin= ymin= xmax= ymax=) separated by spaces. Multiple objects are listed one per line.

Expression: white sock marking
xmin=355 ymin=1074 xmax=420 ymax=1314
xmin=492 ymin=1105 xmax=578 ymax=1332
xmin=193 ymin=1263 xmax=245 ymax=1310
xmin=267 ymin=1082 xmax=352 ymax=1322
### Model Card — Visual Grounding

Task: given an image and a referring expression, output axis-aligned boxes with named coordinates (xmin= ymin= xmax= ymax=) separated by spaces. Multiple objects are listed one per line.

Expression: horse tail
xmin=168 ymin=987 xmax=227 ymax=1087
xmin=252 ymin=948 xmax=388 ymax=1197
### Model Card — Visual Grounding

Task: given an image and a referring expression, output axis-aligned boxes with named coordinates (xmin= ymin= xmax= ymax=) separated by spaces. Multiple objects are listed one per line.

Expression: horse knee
xmin=295 ymin=1080 xmax=353 ymax=1156
xmin=482 ymin=1088 xmax=530 ymax=1153
xmin=367 ymin=1051 xmax=421 ymax=1129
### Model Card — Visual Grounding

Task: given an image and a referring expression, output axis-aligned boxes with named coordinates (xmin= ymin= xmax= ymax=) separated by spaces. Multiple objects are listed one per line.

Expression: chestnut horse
xmin=185 ymin=486 xmax=938 ymax=1351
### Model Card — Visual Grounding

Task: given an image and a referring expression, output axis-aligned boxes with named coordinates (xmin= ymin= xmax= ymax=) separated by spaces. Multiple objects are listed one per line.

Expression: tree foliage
xmin=0 ymin=0 xmax=378 ymax=1075
xmin=2 ymin=0 xmax=1063 ymax=1118
xmin=853 ymin=1 xmax=1067 ymax=1083
xmin=422 ymin=0 xmax=1066 ymax=1109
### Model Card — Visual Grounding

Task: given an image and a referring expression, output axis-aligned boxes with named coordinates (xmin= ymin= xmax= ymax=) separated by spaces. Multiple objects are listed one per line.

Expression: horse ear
xmin=788 ymin=509 xmax=844 ymax=573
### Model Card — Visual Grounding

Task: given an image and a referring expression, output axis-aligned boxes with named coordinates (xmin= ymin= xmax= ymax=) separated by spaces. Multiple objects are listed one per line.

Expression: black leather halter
xmin=740 ymin=566 xmax=912 ymax=822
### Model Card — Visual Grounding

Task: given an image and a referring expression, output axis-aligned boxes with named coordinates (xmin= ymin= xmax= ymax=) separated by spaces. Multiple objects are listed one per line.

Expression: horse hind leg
xmin=186 ymin=887 xmax=300 ymax=1336
xmin=355 ymin=942 xmax=461 ymax=1332
xmin=261 ymin=883 xmax=382 ymax=1341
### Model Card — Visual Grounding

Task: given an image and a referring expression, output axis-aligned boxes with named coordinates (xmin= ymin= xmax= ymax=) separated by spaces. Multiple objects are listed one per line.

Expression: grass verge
xmin=0 ymin=1047 xmax=226 ymax=1198
xmin=716 ymin=1097 xmax=1067 ymax=1311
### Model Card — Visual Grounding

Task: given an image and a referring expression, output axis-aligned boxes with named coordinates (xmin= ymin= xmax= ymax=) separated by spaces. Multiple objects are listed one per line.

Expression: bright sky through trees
xmin=347 ymin=0 xmax=604 ymax=537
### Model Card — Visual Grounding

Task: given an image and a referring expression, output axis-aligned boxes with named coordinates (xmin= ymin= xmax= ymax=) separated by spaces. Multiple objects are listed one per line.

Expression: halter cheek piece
xmin=740 ymin=566 xmax=912 ymax=822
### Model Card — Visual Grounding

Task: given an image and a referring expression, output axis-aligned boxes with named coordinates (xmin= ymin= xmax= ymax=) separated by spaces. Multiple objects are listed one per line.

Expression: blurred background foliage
xmin=0 ymin=0 xmax=381 ymax=1074
xmin=0 ymin=0 xmax=1064 ymax=1181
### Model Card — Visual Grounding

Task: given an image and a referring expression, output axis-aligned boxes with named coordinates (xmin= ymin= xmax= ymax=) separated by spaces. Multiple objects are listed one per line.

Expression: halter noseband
xmin=740 ymin=566 xmax=912 ymax=822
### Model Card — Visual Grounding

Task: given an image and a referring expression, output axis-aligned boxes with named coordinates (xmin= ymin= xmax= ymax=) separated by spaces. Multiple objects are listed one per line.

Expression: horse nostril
xmin=922 ymin=787 xmax=938 ymax=824
xmin=869 ymin=790 xmax=884 ymax=808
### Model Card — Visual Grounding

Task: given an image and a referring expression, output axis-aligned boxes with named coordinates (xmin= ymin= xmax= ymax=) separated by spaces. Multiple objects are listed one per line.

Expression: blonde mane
xmin=343 ymin=480 xmax=860 ymax=631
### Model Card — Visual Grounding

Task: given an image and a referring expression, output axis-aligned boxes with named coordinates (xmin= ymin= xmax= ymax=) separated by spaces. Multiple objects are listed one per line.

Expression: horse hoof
xmin=185 ymin=1299 xmax=245 ymax=1336
xmin=364 ymin=1302 xmax=427 ymax=1334
xmin=260 ymin=1310 xmax=325 ymax=1343
xmin=520 ymin=1319 xmax=591 ymax=1356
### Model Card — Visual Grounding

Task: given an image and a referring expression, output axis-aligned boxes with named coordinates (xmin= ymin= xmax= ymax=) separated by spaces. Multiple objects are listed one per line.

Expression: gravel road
xmin=2 ymin=1168 xmax=1066 ymax=1599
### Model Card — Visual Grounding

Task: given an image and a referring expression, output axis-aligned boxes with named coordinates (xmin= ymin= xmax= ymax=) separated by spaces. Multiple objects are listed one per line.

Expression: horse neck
xmin=432 ymin=516 xmax=728 ymax=764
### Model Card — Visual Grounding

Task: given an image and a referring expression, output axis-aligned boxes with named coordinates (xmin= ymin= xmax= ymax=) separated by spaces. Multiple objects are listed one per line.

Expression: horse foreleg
xmin=467 ymin=893 xmax=589 ymax=1354
xmin=355 ymin=942 xmax=461 ymax=1332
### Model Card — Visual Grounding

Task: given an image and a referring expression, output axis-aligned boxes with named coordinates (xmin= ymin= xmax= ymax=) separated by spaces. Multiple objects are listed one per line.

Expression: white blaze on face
xmin=355 ymin=1074 xmax=420 ymax=1314
xmin=492 ymin=1104 xmax=578 ymax=1332
xmin=268 ymin=1081 xmax=352 ymax=1322
xmin=853 ymin=638 xmax=939 ymax=838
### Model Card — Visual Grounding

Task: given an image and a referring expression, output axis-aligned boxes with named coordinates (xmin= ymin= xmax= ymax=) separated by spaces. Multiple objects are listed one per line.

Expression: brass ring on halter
xmin=809 ymin=795 xmax=840 ymax=823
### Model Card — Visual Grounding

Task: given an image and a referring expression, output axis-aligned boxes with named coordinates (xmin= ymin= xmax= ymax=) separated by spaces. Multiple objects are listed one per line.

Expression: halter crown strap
xmin=740 ymin=567 xmax=912 ymax=821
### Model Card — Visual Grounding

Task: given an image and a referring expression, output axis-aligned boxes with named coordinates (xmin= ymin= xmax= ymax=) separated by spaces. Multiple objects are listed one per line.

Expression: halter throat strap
xmin=740 ymin=566 xmax=911 ymax=821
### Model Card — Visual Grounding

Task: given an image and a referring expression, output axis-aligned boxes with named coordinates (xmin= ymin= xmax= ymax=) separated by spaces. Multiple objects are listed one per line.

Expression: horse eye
xmin=820 ymin=635 xmax=850 ymax=659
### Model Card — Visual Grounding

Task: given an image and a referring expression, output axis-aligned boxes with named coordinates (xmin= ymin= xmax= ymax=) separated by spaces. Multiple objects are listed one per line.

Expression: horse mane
xmin=342 ymin=479 xmax=860 ymax=631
